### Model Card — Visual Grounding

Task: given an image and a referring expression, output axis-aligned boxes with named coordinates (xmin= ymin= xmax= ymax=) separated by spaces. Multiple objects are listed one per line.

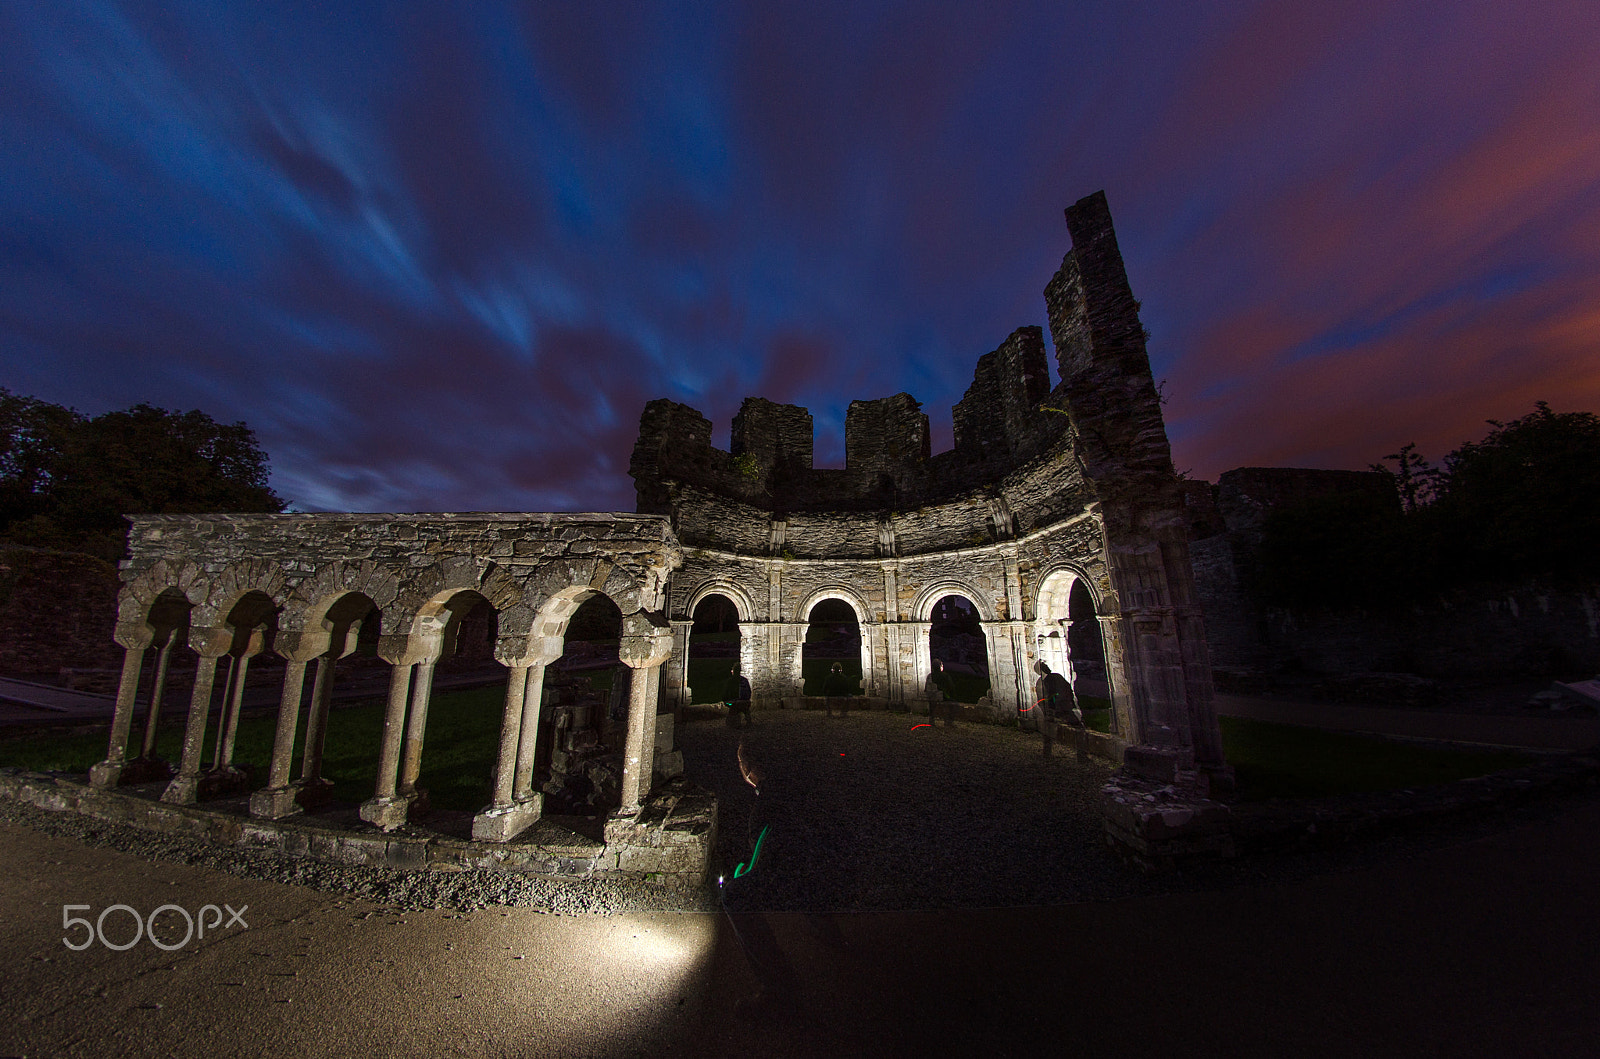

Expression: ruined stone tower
xmin=633 ymin=190 xmax=1228 ymax=785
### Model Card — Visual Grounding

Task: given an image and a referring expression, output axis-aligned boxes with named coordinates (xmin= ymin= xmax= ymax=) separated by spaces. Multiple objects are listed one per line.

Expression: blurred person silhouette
xmin=721 ymin=738 xmax=799 ymax=1020
xmin=1032 ymin=659 xmax=1080 ymax=757
xmin=724 ymin=662 xmax=752 ymax=728
xmin=824 ymin=661 xmax=851 ymax=717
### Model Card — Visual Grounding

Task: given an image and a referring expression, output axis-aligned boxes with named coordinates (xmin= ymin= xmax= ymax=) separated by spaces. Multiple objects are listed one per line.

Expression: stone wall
xmin=0 ymin=546 xmax=122 ymax=677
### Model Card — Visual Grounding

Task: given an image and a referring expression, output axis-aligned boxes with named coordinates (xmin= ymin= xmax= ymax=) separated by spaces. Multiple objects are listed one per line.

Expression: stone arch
xmin=1034 ymin=563 xmax=1102 ymax=621
xmin=796 ymin=587 xmax=873 ymax=700
xmin=406 ymin=587 xmax=497 ymax=664
xmin=796 ymin=585 xmax=871 ymax=625
xmin=683 ymin=578 xmax=759 ymax=623
xmin=525 ymin=583 xmax=631 ymax=660
xmin=191 ymin=559 xmax=290 ymax=631
xmin=908 ymin=580 xmax=998 ymax=623
xmin=282 ymin=560 xmax=400 ymax=635
xmin=116 ymin=559 xmax=206 ymax=640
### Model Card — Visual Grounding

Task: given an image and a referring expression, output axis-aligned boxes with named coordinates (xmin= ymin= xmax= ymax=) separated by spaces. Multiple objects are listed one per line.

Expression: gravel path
xmin=677 ymin=706 xmax=1124 ymax=911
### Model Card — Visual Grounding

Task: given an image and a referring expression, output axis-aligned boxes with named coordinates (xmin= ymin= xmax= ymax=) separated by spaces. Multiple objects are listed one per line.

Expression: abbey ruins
xmin=83 ymin=191 xmax=1232 ymax=878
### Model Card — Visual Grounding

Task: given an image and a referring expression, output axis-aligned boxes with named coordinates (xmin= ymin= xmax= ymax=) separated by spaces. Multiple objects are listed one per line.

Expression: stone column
xmin=511 ymin=661 xmax=547 ymax=802
xmin=90 ymin=627 xmax=153 ymax=788
xmin=250 ymin=657 xmax=312 ymax=819
xmin=359 ymin=660 xmax=416 ymax=831
xmin=136 ymin=635 xmax=177 ymax=761
xmin=614 ymin=663 xmax=664 ymax=816
xmin=907 ymin=620 xmax=933 ymax=704
xmin=858 ymin=621 xmax=883 ymax=700
xmin=214 ymin=628 xmax=266 ymax=771
xmin=298 ymin=655 xmax=337 ymax=788
xmin=161 ymin=627 xmax=232 ymax=803
xmin=779 ymin=621 xmax=807 ymax=706
xmin=606 ymin=616 xmax=672 ymax=841
xmin=1097 ymin=612 xmax=1132 ymax=739
xmin=488 ymin=664 xmax=529 ymax=810
xmin=397 ymin=659 xmax=438 ymax=797
xmin=738 ymin=622 xmax=775 ymax=706
xmin=473 ymin=639 xmax=559 ymax=843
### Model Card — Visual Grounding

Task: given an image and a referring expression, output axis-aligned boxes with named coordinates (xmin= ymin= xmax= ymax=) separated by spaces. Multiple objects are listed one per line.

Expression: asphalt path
xmin=5 ymin=788 xmax=1600 ymax=1058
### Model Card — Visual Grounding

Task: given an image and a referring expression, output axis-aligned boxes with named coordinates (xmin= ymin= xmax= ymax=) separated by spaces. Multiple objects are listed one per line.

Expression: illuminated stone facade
xmin=637 ymin=192 xmax=1228 ymax=787
xmin=89 ymin=191 xmax=1230 ymax=870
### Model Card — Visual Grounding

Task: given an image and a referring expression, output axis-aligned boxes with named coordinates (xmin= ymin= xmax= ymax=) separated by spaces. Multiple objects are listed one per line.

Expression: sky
xmin=3 ymin=1 xmax=1597 ymax=514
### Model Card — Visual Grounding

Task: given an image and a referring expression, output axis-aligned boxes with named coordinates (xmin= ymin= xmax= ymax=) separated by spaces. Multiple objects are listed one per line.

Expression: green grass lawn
xmin=0 ymin=683 xmax=523 ymax=813
xmin=1219 ymin=715 xmax=1534 ymax=801
xmin=0 ymin=686 xmax=1538 ymax=809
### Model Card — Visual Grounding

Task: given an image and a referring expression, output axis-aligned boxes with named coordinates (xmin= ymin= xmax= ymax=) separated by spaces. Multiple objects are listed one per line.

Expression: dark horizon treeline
xmin=1251 ymin=402 xmax=1600 ymax=610
xmin=0 ymin=388 xmax=284 ymax=561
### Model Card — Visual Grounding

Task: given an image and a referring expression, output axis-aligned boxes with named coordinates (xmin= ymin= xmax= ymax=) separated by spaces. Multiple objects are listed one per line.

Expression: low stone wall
xmin=0 ymin=769 xmax=717 ymax=890
xmin=0 ymin=546 xmax=121 ymax=677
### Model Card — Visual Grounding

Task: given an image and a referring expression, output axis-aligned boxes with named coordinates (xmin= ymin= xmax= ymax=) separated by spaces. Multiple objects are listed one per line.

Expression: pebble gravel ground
xmin=4 ymin=706 xmax=1592 ymax=916
xmin=679 ymin=706 xmax=1124 ymax=911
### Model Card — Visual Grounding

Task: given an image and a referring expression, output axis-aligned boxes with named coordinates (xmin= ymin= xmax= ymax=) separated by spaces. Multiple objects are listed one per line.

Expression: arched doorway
xmin=1035 ymin=570 xmax=1114 ymax=733
xmin=1067 ymin=579 xmax=1109 ymax=710
xmin=928 ymin=594 xmax=989 ymax=704
xmin=802 ymin=598 xmax=862 ymax=697
xmin=688 ymin=593 xmax=741 ymax=706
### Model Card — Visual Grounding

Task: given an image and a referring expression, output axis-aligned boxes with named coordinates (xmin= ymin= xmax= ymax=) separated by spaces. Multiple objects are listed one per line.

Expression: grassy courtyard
xmin=0 ymin=684 xmax=1538 ymax=807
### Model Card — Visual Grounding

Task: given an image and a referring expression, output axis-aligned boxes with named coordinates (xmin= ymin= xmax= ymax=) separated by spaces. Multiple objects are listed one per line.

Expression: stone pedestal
xmin=604 ymin=807 xmax=643 ymax=844
xmin=160 ymin=774 xmax=200 ymax=804
xmin=249 ymin=785 xmax=303 ymax=820
xmin=472 ymin=795 xmax=542 ymax=842
xmin=359 ymin=792 xmax=417 ymax=832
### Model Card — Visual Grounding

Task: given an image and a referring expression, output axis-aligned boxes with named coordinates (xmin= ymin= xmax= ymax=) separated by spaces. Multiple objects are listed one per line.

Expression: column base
xmin=359 ymin=793 xmax=418 ymax=831
xmin=471 ymin=796 xmax=542 ymax=843
xmin=249 ymin=785 xmax=304 ymax=820
xmin=88 ymin=760 xmax=124 ymax=789
xmin=604 ymin=806 xmax=644 ymax=844
xmin=161 ymin=774 xmax=200 ymax=804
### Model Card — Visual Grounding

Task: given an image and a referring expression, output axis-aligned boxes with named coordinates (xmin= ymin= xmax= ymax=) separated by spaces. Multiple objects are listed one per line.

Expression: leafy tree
xmin=1432 ymin=402 xmax=1600 ymax=583
xmin=0 ymin=389 xmax=80 ymax=531
xmin=1370 ymin=442 xmax=1443 ymax=513
xmin=1252 ymin=401 xmax=1600 ymax=610
xmin=0 ymin=392 xmax=284 ymax=559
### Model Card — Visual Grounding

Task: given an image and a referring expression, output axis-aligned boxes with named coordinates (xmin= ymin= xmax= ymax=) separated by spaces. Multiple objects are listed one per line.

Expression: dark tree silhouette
xmin=0 ymin=390 xmax=284 ymax=559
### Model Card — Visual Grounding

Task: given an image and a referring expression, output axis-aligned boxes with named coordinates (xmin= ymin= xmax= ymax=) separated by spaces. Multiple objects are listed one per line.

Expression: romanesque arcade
xmin=91 ymin=513 xmax=680 ymax=843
